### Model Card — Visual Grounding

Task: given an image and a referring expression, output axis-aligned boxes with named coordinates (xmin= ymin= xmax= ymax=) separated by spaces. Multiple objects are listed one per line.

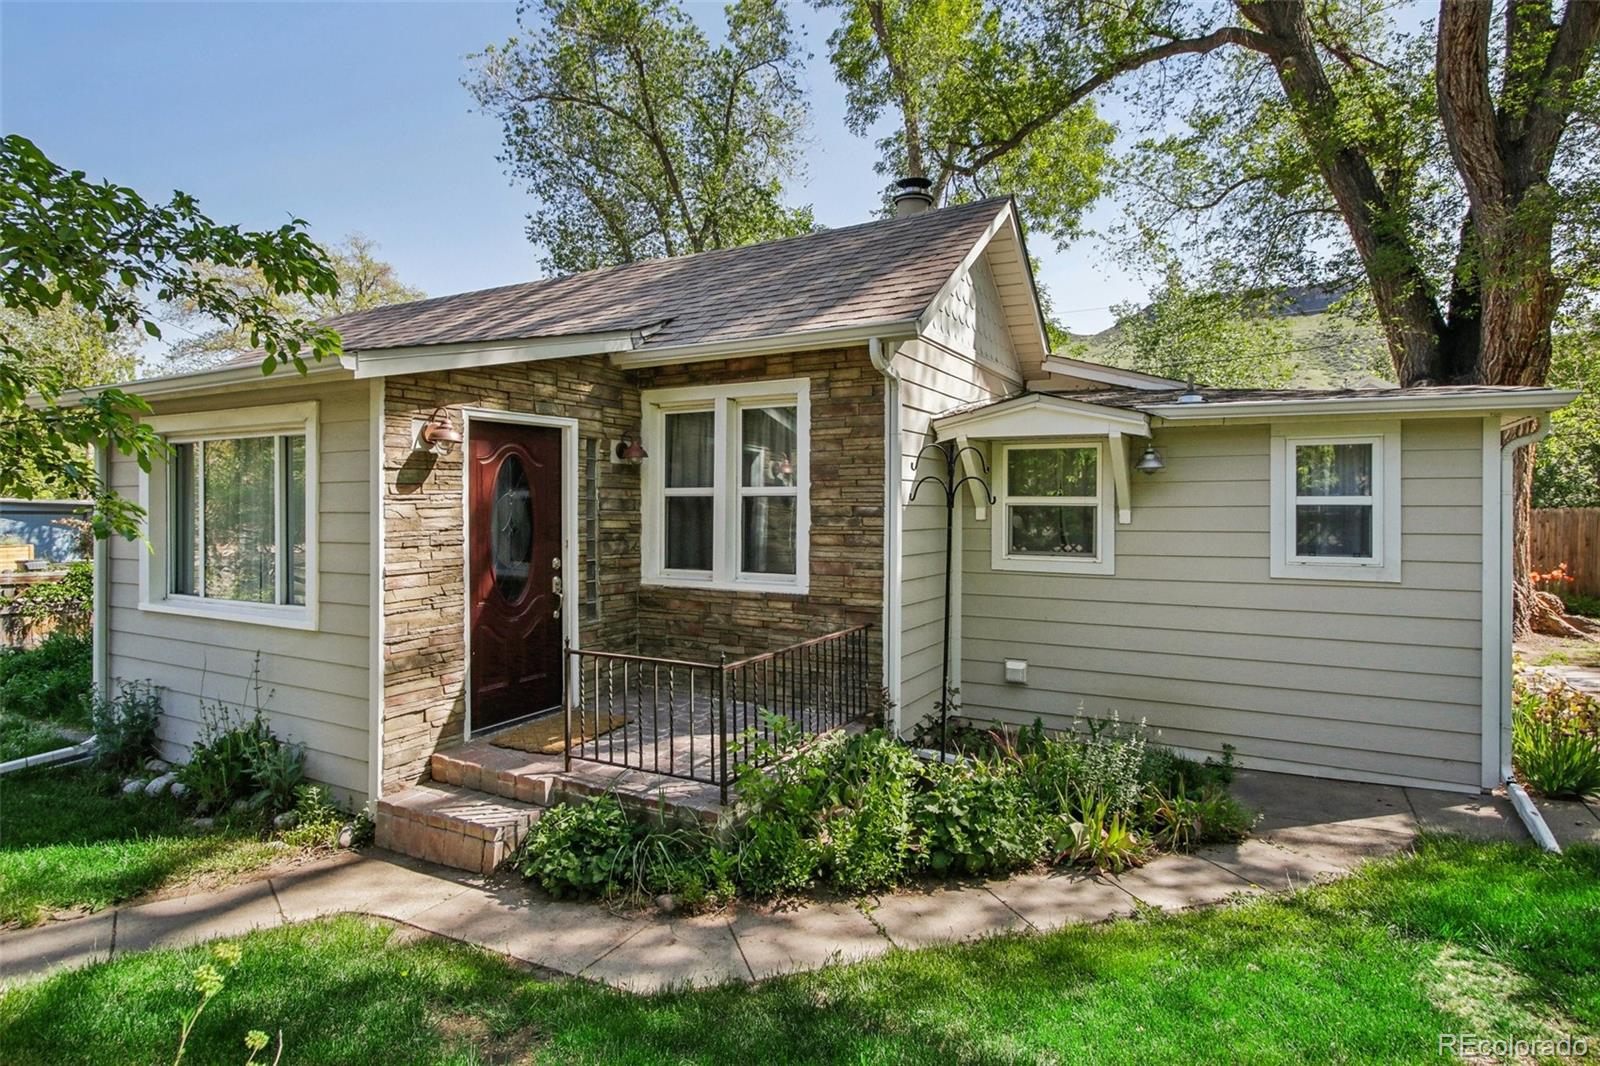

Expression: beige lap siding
xmin=957 ymin=418 xmax=1486 ymax=791
xmin=379 ymin=348 xmax=885 ymax=792
xmin=104 ymin=382 xmax=372 ymax=801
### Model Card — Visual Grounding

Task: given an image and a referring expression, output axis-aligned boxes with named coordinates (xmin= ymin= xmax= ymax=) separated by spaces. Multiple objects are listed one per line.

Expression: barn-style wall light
xmin=416 ymin=408 xmax=462 ymax=455
xmin=614 ymin=438 xmax=648 ymax=463
xmin=1136 ymin=443 xmax=1165 ymax=474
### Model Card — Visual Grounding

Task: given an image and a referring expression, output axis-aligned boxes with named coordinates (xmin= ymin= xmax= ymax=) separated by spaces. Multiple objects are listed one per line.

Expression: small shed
xmin=0 ymin=498 xmax=92 ymax=566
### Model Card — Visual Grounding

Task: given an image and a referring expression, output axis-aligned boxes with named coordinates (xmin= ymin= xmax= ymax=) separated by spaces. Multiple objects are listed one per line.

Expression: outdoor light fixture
xmin=615 ymin=439 xmax=648 ymax=463
xmin=1136 ymin=443 xmax=1165 ymax=474
xmin=417 ymin=408 xmax=462 ymax=455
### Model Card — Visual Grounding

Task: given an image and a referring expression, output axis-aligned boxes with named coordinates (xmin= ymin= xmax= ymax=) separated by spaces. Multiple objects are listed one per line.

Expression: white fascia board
xmin=65 ymin=357 xmax=356 ymax=403
xmin=1143 ymin=389 xmax=1580 ymax=423
xmin=351 ymin=330 xmax=642 ymax=379
xmin=933 ymin=392 xmax=1151 ymax=440
xmin=610 ymin=320 xmax=919 ymax=368
xmin=915 ymin=203 xmax=1052 ymax=375
xmin=1040 ymin=356 xmax=1185 ymax=391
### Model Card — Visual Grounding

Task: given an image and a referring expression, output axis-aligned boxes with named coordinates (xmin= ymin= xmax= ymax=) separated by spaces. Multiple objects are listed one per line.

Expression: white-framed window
xmin=138 ymin=401 xmax=319 ymax=629
xmin=991 ymin=440 xmax=1115 ymax=575
xmin=1269 ymin=422 xmax=1401 ymax=583
xmin=641 ymin=378 xmax=810 ymax=593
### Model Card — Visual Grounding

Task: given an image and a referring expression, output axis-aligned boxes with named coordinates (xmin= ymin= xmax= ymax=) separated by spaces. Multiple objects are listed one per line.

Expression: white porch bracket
xmin=954 ymin=435 xmax=991 ymax=521
xmin=1108 ymin=430 xmax=1133 ymax=524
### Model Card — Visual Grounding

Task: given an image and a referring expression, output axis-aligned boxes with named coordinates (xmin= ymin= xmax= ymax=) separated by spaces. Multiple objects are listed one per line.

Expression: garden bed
xmin=1513 ymin=661 xmax=1600 ymax=801
xmin=517 ymin=714 xmax=1251 ymax=909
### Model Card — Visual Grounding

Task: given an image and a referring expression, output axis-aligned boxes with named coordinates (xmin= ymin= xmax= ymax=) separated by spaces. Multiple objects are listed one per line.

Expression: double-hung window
xmin=140 ymin=401 xmax=319 ymax=627
xmin=643 ymin=379 xmax=809 ymax=592
xmin=992 ymin=441 xmax=1115 ymax=574
xmin=1270 ymin=423 xmax=1401 ymax=582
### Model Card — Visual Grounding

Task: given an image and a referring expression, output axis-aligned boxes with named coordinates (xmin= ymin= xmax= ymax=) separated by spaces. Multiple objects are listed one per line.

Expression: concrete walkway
xmin=0 ymin=770 xmax=1534 ymax=993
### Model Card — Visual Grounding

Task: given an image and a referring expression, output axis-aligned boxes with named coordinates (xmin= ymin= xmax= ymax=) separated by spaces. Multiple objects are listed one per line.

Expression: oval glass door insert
xmin=492 ymin=454 xmax=533 ymax=601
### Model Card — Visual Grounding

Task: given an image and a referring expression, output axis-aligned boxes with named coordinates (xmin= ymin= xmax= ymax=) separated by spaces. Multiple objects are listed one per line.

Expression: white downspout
xmin=91 ymin=443 xmax=110 ymax=697
xmin=869 ymin=337 xmax=904 ymax=734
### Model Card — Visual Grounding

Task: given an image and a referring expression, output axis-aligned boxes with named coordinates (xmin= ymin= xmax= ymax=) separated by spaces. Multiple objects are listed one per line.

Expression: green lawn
xmin=0 ymin=713 xmax=72 ymax=762
xmin=0 ymin=766 xmax=290 ymax=927
xmin=2 ymin=837 xmax=1595 ymax=1064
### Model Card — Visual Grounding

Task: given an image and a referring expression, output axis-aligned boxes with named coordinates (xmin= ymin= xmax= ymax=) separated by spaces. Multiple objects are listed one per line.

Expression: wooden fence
xmin=1531 ymin=508 xmax=1600 ymax=598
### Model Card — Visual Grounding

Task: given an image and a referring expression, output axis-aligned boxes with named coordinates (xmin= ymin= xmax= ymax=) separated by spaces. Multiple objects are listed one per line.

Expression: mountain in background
xmin=1069 ymin=284 xmax=1395 ymax=388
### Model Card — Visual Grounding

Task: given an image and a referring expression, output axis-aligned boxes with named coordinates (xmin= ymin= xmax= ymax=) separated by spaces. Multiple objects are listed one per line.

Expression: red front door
xmin=468 ymin=422 xmax=563 ymax=730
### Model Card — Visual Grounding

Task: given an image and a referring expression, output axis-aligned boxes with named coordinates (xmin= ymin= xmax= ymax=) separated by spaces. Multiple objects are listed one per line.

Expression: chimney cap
xmin=892 ymin=176 xmax=934 ymax=217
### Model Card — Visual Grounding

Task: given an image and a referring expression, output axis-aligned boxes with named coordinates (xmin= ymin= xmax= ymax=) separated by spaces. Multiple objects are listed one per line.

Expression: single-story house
xmin=87 ymin=193 xmax=1575 ymax=862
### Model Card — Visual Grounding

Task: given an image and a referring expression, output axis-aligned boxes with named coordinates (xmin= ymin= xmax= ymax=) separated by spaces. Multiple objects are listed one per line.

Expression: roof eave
xmin=71 ymin=356 xmax=358 ymax=403
xmin=932 ymin=391 xmax=1152 ymax=439
xmin=1040 ymin=356 xmax=1186 ymax=391
xmin=609 ymin=319 xmax=922 ymax=369
xmin=1141 ymin=389 xmax=1582 ymax=423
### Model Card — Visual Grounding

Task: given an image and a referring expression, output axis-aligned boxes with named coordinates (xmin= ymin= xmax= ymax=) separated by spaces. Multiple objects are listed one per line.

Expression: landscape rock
xmin=337 ymin=825 xmax=354 ymax=849
xmin=121 ymin=778 xmax=144 ymax=795
xmin=655 ymin=894 xmax=679 ymax=914
xmin=272 ymin=812 xmax=297 ymax=830
xmin=190 ymin=816 xmax=215 ymax=830
xmin=144 ymin=757 xmax=170 ymax=773
xmin=170 ymin=781 xmax=189 ymax=799
xmin=144 ymin=772 xmax=176 ymax=796
xmin=231 ymin=799 xmax=252 ymax=814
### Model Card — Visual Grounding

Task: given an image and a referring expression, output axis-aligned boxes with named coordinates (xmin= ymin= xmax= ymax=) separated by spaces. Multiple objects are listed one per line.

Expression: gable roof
xmin=265 ymin=198 xmax=1014 ymax=359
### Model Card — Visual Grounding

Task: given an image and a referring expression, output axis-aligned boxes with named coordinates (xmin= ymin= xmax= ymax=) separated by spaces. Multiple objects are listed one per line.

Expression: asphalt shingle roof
xmin=285 ymin=199 xmax=1008 ymax=356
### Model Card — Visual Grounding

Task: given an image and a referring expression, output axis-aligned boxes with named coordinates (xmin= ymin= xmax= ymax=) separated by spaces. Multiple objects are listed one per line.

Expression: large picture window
xmin=1270 ymin=424 xmax=1401 ymax=583
xmin=992 ymin=441 xmax=1115 ymax=574
xmin=139 ymin=401 xmax=319 ymax=628
xmin=642 ymin=379 xmax=809 ymax=592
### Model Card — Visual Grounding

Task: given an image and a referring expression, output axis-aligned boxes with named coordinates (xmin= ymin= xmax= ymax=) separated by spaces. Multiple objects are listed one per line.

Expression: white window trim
xmin=641 ymin=377 xmax=811 ymax=594
xmin=137 ymin=401 xmax=320 ymax=630
xmin=1269 ymin=420 xmax=1402 ymax=583
xmin=991 ymin=439 xmax=1115 ymax=575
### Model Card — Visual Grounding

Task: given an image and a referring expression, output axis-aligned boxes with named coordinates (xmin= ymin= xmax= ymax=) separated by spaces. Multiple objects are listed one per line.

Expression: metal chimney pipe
xmin=892 ymin=176 xmax=934 ymax=217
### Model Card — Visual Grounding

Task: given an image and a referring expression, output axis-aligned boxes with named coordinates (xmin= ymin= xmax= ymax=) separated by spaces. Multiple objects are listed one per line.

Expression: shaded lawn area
xmin=0 ymin=766 xmax=287 ymax=927
xmin=0 ymin=713 xmax=71 ymax=762
xmin=3 ymin=837 xmax=1596 ymax=1065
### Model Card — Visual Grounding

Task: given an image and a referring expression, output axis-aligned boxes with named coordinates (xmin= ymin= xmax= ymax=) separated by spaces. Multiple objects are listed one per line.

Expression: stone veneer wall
xmin=380 ymin=346 xmax=885 ymax=792
xmin=629 ymin=347 xmax=885 ymax=666
xmin=381 ymin=357 xmax=641 ymax=791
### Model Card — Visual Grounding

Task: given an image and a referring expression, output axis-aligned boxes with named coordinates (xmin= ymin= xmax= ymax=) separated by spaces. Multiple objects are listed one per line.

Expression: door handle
xmin=552 ymin=573 xmax=563 ymax=618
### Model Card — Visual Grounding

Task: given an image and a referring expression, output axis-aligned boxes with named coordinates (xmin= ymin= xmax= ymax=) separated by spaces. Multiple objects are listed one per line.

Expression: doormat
xmin=489 ymin=713 xmax=628 ymax=755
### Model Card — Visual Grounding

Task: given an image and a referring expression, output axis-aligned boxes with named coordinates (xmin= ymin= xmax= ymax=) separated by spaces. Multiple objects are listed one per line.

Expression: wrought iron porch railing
xmin=563 ymin=624 xmax=872 ymax=802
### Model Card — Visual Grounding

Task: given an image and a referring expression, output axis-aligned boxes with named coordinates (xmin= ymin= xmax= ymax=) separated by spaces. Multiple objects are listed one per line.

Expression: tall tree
xmin=0 ymin=134 xmax=342 ymax=540
xmin=816 ymin=0 xmax=1116 ymax=246
xmin=162 ymin=233 xmax=424 ymax=371
xmin=468 ymin=0 xmax=814 ymax=275
xmin=827 ymin=0 xmax=1599 ymax=632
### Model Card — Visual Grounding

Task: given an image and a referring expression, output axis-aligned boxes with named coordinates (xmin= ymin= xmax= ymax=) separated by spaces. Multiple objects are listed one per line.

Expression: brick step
xmin=430 ymin=747 xmax=560 ymax=805
xmin=375 ymin=783 xmax=544 ymax=874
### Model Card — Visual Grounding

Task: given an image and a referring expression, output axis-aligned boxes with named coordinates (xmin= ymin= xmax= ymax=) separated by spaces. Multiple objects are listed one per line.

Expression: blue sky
xmin=2 ymin=0 xmax=1142 ymax=351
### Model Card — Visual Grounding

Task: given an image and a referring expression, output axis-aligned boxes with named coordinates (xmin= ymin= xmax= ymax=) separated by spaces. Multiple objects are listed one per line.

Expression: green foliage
xmin=1095 ymin=262 xmax=1299 ymax=388
xmin=0 ymin=630 xmax=92 ymax=725
xmin=0 ymin=713 xmax=70 ymax=762
xmin=1052 ymin=789 xmax=1145 ymax=872
xmin=468 ymin=0 xmax=813 ymax=275
xmin=178 ymin=704 xmax=304 ymax=817
xmin=0 ymin=133 xmax=343 ymax=540
xmin=1513 ymin=678 xmax=1600 ymax=800
xmin=10 ymin=560 xmax=93 ymax=636
xmin=278 ymin=786 xmax=344 ymax=851
xmin=517 ymin=795 xmax=639 ymax=899
xmin=86 ymin=679 xmax=162 ymax=771
xmin=1534 ymin=318 xmax=1600 ymax=508
xmin=161 ymin=234 xmax=424 ymax=373
xmin=910 ymin=758 xmax=1047 ymax=876
xmin=1144 ymin=779 xmax=1252 ymax=852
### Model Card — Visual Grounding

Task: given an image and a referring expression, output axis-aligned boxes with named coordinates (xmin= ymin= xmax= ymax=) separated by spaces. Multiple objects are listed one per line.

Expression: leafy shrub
xmin=1562 ymin=591 xmax=1600 ymax=619
xmin=1144 ymin=780 xmax=1252 ymax=851
xmin=911 ymin=759 xmax=1048 ymax=876
xmin=179 ymin=704 xmax=302 ymax=815
xmin=86 ymin=679 xmax=162 ymax=770
xmin=0 ymin=630 xmax=92 ymax=725
xmin=279 ymin=785 xmax=344 ymax=849
xmin=1053 ymin=790 xmax=1144 ymax=872
xmin=519 ymin=795 xmax=637 ymax=898
xmin=10 ymin=560 xmax=92 ymax=636
xmin=1513 ymin=688 xmax=1600 ymax=799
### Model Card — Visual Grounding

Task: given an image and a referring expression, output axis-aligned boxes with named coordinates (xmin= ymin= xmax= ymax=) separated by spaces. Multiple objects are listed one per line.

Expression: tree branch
xmin=1522 ymin=0 xmax=1600 ymax=173
xmin=1436 ymin=0 xmax=1507 ymax=212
